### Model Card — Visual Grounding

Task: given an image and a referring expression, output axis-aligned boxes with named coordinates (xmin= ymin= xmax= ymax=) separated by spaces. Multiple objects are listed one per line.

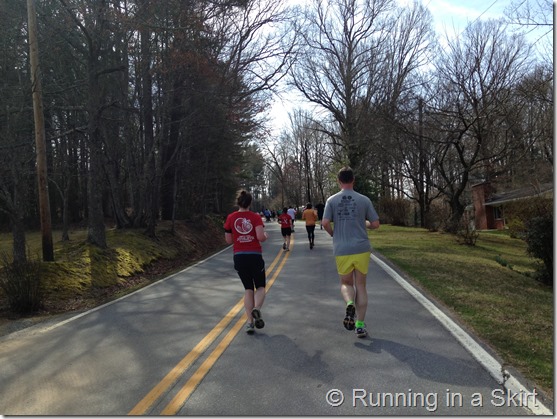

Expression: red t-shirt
xmin=278 ymin=213 xmax=292 ymax=228
xmin=224 ymin=210 xmax=264 ymax=254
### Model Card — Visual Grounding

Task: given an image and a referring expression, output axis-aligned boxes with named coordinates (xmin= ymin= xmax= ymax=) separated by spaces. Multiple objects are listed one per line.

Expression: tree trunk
xmin=160 ymin=79 xmax=184 ymax=220
xmin=447 ymin=198 xmax=465 ymax=233
xmin=86 ymin=54 xmax=107 ymax=248
xmin=140 ymin=23 xmax=157 ymax=238
xmin=61 ymin=181 xmax=70 ymax=241
xmin=27 ymin=0 xmax=54 ymax=261
xmin=105 ymin=157 xmax=131 ymax=229
xmin=12 ymin=217 xmax=27 ymax=264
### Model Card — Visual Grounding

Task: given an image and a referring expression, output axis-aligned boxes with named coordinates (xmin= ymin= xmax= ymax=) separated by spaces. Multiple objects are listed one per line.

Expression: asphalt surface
xmin=0 ymin=221 xmax=550 ymax=415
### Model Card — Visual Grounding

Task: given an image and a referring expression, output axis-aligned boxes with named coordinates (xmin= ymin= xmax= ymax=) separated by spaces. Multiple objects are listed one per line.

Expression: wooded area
xmin=0 ymin=0 xmax=552 ymax=263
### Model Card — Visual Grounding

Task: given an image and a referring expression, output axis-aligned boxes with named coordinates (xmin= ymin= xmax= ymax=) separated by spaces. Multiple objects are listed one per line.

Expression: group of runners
xmin=224 ymin=167 xmax=380 ymax=338
xmin=276 ymin=204 xmax=321 ymax=251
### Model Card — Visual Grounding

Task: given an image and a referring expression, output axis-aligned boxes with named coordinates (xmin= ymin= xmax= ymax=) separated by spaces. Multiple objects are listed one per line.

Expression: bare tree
xmin=385 ymin=97 xmax=442 ymax=228
xmin=430 ymin=19 xmax=532 ymax=232
xmin=264 ymin=128 xmax=304 ymax=208
xmin=263 ymin=106 xmax=336 ymax=212
xmin=504 ymin=0 xmax=553 ymax=64
xmin=353 ymin=0 xmax=436 ymax=203
xmin=290 ymin=0 xmax=395 ymax=184
xmin=150 ymin=0 xmax=297 ymax=219
xmin=137 ymin=0 xmax=157 ymax=237
xmin=507 ymin=64 xmax=553 ymax=182
xmin=0 ymin=0 xmax=34 ymax=263
xmin=0 ymin=164 xmax=31 ymax=264
xmin=287 ymin=109 xmax=336 ymax=204
xmin=58 ymin=0 xmax=128 ymax=248
xmin=263 ymin=132 xmax=290 ymax=209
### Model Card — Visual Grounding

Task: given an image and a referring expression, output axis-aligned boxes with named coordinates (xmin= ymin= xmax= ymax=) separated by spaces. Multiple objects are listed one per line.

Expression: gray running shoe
xmin=355 ymin=326 xmax=368 ymax=338
xmin=252 ymin=308 xmax=265 ymax=329
xmin=246 ymin=323 xmax=255 ymax=334
xmin=343 ymin=304 xmax=355 ymax=330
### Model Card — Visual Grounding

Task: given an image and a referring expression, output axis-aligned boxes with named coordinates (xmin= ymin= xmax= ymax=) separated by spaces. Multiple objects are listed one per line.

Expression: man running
xmin=315 ymin=202 xmax=325 ymax=229
xmin=287 ymin=206 xmax=297 ymax=232
xmin=322 ymin=167 xmax=380 ymax=338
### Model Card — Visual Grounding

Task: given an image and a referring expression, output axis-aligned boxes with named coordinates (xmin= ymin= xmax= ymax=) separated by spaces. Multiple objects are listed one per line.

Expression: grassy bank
xmin=370 ymin=225 xmax=553 ymax=398
xmin=0 ymin=219 xmax=226 ymax=315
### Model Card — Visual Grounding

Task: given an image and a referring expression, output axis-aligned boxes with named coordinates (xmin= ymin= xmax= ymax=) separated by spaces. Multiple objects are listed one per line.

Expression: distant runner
xmin=277 ymin=207 xmax=293 ymax=252
xmin=302 ymin=203 xmax=318 ymax=249
xmin=287 ymin=206 xmax=297 ymax=232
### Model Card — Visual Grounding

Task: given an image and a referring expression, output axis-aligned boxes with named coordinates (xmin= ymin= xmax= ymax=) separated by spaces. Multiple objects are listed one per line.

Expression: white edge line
xmin=35 ymin=246 xmax=233 ymax=334
xmin=371 ymin=253 xmax=553 ymax=416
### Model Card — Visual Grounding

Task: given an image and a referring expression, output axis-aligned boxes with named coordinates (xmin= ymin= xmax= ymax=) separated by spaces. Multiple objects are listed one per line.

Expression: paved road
xmin=0 ymin=221 xmax=549 ymax=415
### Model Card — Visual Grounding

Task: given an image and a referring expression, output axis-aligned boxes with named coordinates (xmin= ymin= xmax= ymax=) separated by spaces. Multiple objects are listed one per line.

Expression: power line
xmin=435 ymin=0 xmax=501 ymax=44
xmin=470 ymin=0 xmax=500 ymax=25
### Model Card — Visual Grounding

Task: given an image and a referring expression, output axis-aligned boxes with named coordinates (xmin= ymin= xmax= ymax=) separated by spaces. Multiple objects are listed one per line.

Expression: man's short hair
xmin=338 ymin=167 xmax=354 ymax=184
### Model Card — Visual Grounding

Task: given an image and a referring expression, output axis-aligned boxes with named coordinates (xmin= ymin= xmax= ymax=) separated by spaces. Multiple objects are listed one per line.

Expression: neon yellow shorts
xmin=335 ymin=252 xmax=371 ymax=275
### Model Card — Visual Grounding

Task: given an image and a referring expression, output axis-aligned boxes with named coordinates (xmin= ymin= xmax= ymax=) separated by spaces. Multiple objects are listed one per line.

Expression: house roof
xmin=485 ymin=182 xmax=553 ymax=206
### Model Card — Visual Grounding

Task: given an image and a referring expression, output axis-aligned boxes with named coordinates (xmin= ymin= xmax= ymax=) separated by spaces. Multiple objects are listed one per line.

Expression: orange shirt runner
xmin=302 ymin=208 xmax=318 ymax=226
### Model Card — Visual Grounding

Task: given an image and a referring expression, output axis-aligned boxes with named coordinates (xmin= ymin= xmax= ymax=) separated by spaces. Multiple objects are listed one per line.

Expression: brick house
xmin=471 ymin=182 xmax=553 ymax=230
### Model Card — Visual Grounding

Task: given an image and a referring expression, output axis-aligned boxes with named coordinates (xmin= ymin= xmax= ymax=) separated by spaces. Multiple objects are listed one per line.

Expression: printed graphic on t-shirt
xmin=234 ymin=218 xmax=253 ymax=235
xmin=278 ymin=214 xmax=291 ymax=228
xmin=336 ymin=195 xmax=357 ymax=220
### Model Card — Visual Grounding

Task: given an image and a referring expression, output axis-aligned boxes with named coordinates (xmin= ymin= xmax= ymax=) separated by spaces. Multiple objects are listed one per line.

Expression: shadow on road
xmin=355 ymin=338 xmax=490 ymax=386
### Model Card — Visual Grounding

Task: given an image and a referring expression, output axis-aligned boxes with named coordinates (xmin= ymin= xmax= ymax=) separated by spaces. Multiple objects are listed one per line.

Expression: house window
xmin=493 ymin=206 xmax=503 ymax=220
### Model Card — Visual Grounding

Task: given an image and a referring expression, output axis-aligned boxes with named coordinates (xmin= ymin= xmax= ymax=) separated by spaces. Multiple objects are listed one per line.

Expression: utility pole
xmin=27 ymin=0 xmax=54 ymax=261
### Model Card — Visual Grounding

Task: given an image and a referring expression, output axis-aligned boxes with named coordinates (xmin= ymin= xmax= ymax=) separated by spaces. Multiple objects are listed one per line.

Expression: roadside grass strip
xmin=371 ymin=254 xmax=552 ymax=416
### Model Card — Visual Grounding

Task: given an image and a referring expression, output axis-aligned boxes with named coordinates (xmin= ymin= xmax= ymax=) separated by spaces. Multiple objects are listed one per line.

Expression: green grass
xmin=0 ymin=219 xmax=222 ymax=311
xmin=0 ymin=228 xmax=181 ymax=304
xmin=370 ymin=225 xmax=553 ymax=398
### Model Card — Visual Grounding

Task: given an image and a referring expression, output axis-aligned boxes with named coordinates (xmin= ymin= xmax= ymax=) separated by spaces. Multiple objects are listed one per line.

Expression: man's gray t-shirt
xmin=323 ymin=189 xmax=379 ymax=256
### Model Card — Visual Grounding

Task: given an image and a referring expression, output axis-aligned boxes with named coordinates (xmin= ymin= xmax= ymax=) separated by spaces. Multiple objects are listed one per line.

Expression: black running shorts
xmin=233 ymin=253 xmax=266 ymax=290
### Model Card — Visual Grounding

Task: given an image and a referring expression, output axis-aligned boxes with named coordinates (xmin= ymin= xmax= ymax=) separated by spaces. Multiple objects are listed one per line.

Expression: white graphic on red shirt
xmin=234 ymin=218 xmax=253 ymax=235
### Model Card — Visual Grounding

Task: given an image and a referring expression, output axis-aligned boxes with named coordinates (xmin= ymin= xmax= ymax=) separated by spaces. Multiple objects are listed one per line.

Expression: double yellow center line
xmin=128 ymin=235 xmax=294 ymax=415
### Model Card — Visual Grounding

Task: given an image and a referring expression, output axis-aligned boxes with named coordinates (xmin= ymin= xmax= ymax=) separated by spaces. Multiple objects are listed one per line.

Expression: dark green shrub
xmin=0 ymin=254 xmax=43 ymax=314
xmin=524 ymin=216 xmax=553 ymax=285
xmin=506 ymin=218 xmax=525 ymax=239
xmin=505 ymin=197 xmax=551 ymax=238
xmin=495 ymin=254 xmax=513 ymax=270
